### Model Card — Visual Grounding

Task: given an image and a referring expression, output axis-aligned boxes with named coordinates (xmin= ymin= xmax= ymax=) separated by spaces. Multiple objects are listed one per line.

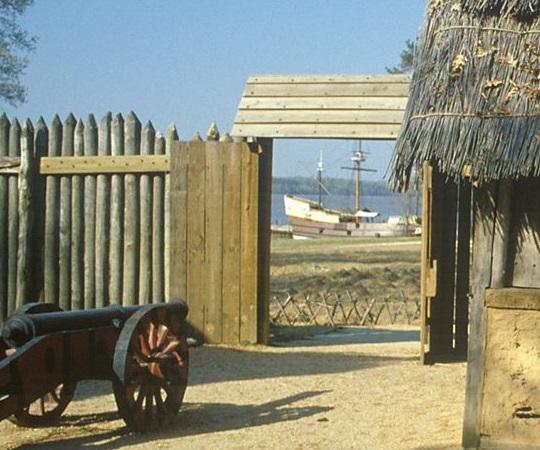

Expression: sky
xmin=3 ymin=0 xmax=427 ymax=180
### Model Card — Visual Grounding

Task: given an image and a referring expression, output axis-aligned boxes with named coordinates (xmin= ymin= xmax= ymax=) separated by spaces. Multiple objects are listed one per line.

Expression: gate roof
xmin=231 ymin=74 xmax=410 ymax=140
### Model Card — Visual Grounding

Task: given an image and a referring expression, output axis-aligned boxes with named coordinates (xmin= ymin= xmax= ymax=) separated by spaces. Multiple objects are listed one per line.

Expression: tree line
xmin=272 ymin=177 xmax=394 ymax=196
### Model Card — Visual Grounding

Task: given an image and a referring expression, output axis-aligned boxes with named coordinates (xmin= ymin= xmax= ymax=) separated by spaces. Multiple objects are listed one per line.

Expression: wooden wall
xmin=0 ymin=112 xmax=174 ymax=319
xmin=169 ymin=136 xmax=269 ymax=345
xmin=463 ymin=177 xmax=540 ymax=448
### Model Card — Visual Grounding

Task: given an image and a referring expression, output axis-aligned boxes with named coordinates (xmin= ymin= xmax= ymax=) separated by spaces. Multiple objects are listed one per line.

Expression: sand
xmin=0 ymin=326 xmax=466 ymax=450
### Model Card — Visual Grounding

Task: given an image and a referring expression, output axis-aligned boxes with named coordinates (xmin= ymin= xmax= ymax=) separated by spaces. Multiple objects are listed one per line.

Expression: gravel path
xmin=1 ymin=326 xmax=466 ymax=450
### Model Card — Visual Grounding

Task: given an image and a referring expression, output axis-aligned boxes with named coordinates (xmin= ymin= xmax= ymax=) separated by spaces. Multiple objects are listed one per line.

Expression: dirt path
xmin=1 ymin=326 xmax=466 ymax=450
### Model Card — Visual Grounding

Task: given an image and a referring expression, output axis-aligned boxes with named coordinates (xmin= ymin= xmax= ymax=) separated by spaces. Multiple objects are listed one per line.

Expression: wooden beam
xmin=40 ymin=155 xmax=170 ymax=174
xmin=243 ymin=82 xmax=410 ymax=97
xmin=235 ymin=109 xmax=405 ymax=124
xmin=247 ymin=74 xmax=411 ymax=84
xmin=238 ymin=96 xmax=408 ymax=111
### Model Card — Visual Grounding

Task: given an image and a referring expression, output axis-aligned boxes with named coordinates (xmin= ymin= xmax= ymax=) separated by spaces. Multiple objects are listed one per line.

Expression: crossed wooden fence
xmin=270 ymin=290 xmax=421 ymax=327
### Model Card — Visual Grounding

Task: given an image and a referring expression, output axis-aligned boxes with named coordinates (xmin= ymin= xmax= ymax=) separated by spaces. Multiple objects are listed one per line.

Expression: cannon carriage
xmin=0 ymin=300 xmax=189 ymax=432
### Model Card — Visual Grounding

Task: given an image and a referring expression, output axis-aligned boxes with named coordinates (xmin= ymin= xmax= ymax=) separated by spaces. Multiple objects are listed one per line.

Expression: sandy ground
xmin=1 ymin=326 xmax=466 ymax=450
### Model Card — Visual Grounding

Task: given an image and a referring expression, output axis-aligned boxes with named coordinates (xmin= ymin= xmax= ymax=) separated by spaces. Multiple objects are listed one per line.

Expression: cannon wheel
xmin=113 ymin=304 xmax=189 ymax=432
xmin=9 ymin=303 xmax=77 ymax=427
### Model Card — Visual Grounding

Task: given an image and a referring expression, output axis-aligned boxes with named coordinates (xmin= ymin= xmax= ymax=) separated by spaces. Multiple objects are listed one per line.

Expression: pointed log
xmin=123 ymin=111 xmax=141 ymax=305
xmin=152 ymin=135 xmax=165 ymax=304
xmin=71 ymin=119 xmax=85 ymax=310
xmin=109 ymin=113 xmax=124 ymax=304
xmin=164 ymin=123 xmax=179 ymax=300
xmin=0 ymin=114 xmax=10 ymax=321
xmin=139 ymin=121 xmax=155 ymax=304
xmin=207 ymin=121 xmax=220 ymax=141
xmin=7 ymin=119 xmax=21 ymax=315
xmin=59 ymin=113 xmax=76 ymax=310
xmin=16 ymin=119 xmax=35 ymax=308
xmin=95 ymin=112 xmax=111 ymax=308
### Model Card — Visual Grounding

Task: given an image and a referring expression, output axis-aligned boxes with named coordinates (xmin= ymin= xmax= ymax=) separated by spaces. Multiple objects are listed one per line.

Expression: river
xmin=271 ymin=193 xmax=421 ymax=225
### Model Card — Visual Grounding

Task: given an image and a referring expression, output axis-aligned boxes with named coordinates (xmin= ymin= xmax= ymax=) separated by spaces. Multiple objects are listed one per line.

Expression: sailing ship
xmin=284 ymin=145 xmax=420 ymax=239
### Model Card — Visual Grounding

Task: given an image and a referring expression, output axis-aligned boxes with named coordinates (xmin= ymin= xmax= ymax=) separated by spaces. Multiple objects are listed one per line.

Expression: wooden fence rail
xmin=0 ymin=112 xmax=177 ymax=317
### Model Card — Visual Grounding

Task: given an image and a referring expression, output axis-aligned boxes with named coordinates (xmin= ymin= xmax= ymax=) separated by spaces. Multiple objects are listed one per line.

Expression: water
xmin=271 ymin=193 xmax=420 ymax=225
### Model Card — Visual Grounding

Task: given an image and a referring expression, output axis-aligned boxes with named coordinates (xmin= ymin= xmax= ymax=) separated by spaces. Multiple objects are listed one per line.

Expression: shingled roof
xmin=390 ymin=0 xmax=540 ymax=189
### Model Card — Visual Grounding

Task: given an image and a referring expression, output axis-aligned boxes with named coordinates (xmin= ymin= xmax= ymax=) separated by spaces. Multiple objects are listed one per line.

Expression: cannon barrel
xmin=2 ymin=301 xmax=188 ymax=348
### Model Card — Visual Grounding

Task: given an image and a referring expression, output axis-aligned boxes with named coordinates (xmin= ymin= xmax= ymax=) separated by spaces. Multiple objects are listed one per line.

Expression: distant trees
xmin=386 ymin=39 xmax=415 ymax=74
xmin=0 ymin=0 xmax=37 ymax=106
xmin=272 ymin=177 xmax=392 ymax=197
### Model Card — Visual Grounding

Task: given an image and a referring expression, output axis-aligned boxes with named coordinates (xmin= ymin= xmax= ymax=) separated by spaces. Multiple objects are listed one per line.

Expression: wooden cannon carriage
xmin=0 ymin=300 xmax=189 ymax=432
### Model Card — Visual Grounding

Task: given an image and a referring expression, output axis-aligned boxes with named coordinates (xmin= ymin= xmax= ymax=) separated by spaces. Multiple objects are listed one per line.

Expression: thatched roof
xmin=390 ymin=0 xmax=540 ymax=189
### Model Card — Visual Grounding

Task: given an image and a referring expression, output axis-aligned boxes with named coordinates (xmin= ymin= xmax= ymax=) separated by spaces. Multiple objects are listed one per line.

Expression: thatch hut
xmin=390 ymin=1 xmax=540 ymax=448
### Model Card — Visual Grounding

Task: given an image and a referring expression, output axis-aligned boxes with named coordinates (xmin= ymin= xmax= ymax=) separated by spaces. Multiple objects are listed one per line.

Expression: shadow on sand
xmin=18 ymin=391 xmax=333 ymax=450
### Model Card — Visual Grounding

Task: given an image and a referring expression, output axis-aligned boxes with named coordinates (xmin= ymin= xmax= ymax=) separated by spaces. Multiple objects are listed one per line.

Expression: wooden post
xmin=44 ymin=115 xmax=62 ymax=306
xmin=16 ymin=119 xmax=35 ymax=307
xmin=32 ymin=118 xmax=49 ymax=303
xmin=419 ymin=163 xmax=432 ymax=363
xmin=59 ymin=114 xmax=75 ymax=310
xmin=462 ymin=182 xmax=498 ymax=449
xmin=139 ymin=121 xmax=154 ymax=305
xmin=164 ymin=124 xmax=178 ymax=301
xmin=83 ymin=115 xmax=98 ymax=309
xmin=109 ymin=113 xmax=124 ymax=305
xmin=455 ymin=179 xmax=472 ymax=356
xmin=71 ymin=119 xmax=85 ymax=310
xmin=7 ymin=119 xmax=21 ymax=315
xmin=152 ymin=135 xmax=165 ymax=304
xmin=122 ymin=111 xmax=141 ymax=305
xmin=203 ymin=126 xmax=224 ymax=343
xmin=257 ymin=138 xmax=273 ymax=344
xmin=0 ymin=114 xmax=10 ymax=321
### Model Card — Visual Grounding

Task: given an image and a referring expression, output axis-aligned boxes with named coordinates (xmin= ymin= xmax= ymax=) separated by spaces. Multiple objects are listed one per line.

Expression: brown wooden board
xmin=186 ymin=140 xmax=206 ymax=338
xmin=203 ymin=141 xmax=224 ymax=343
xmin=222 ymin=143 xmax=242 ymax=344
xmin=239 ymin=143 xmax=259 ymax=343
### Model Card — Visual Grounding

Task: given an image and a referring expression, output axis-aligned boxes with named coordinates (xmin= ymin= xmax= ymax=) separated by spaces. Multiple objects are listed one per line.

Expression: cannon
xmin=0 ymin=300 xmax=189 ymax=432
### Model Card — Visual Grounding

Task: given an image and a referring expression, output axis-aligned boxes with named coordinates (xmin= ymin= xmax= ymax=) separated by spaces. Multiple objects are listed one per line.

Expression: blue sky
xmin=3 ymin=0 xmax=426 ymax=179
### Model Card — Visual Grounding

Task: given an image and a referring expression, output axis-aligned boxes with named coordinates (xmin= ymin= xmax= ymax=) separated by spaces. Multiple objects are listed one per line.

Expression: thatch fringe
xmin=390 ymin=0 xmax=540 ymax=190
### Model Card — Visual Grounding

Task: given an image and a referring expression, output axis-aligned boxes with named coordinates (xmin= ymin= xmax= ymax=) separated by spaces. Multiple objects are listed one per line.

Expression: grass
xmin=270 ymin=236 xmax=421 ymax=301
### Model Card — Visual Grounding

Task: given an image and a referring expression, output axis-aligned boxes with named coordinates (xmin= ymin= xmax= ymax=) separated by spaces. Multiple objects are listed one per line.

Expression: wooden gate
xmin=169 ymin=138 xmax=271 ymax=345
xmin=420 ymin=163 xmax=472 ymax=364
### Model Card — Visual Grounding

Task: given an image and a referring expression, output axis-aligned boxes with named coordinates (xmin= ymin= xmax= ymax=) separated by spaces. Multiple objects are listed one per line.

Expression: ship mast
xmin=316 ymin=150 xmax=324 ymax=207
xmin=341 ymin=141 xmax=377 ymax=219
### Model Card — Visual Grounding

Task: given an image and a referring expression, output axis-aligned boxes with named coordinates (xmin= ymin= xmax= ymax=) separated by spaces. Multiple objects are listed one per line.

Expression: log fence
xmin=270 ymin=290 xmax=421 ymax=327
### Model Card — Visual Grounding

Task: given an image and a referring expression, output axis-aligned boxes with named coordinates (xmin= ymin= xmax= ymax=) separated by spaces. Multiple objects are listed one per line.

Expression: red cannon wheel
xmin=8 ymin=303 xmax=77 ymax=427
xmin=113 ymin=304 xmax=189 ymax=432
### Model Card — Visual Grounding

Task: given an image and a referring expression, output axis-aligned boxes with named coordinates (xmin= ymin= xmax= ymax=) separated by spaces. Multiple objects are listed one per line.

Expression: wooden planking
xmin=222 ymin=142 xmax=243 ymax=344
xmin=256 ymin=139 xmax=273 ymax=344
xmin=235 ymin=109 xmax=405 ymax=124
xmin=243 ymin=82 xmax=410 ymax=97
xmin=40 ymin=155 xmax=169 ymax=174
xmin=247 ymin=74 xmax=411 ymax=84
xmin=462 ymin=182 xmax=498 ymax=449
xmin=239 ymin=96 xmax=408 ymax=111
xmin=186 ymin=140 xmax=206 ymax=337
xmin=239 ymin=142 xmax=259 ymax=343
xmin=203 ymin=140 xmax=224 ymax=343
xmin=7 ymin=120 xmax=20 ymax=315
xmin=232 ymin=123 xmax=401 ymax=140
